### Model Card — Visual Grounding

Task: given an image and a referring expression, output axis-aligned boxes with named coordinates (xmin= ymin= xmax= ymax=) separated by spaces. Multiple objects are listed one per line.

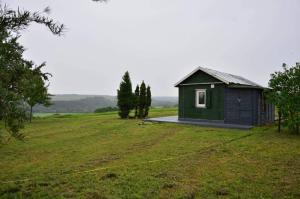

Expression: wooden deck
xmin=144 ymin=116 xmax=253 ymax=130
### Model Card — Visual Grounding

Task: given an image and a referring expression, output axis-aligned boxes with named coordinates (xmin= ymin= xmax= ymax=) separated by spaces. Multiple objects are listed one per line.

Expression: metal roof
xmin=174 ymin=66 xmax=264 ymax=88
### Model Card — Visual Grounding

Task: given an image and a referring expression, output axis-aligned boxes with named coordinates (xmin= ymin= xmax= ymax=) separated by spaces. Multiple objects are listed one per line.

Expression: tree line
xmin=94 ymin=106 xmax=118 ymax=113
xmin=117 ymin=71 xmax=151 ymax=119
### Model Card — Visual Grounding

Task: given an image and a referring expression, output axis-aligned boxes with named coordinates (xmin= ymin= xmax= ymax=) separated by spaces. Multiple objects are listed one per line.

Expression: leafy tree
xmin=117 ymin=71 xmax=134 ymax=118
xmin=0 ymin=4 xmax=63 ymax=142
xmin=144 ymin=85 xmax=151 ymax=117
xmin=138 ymin=81 xmax=146 ymax=118
xmin=267 ymin=63 xmax=300 ymax=134
xmin=134 ymin=84 xmax=140 ymax=118
xmin=23 ymin=66 xmax=52 ymax=122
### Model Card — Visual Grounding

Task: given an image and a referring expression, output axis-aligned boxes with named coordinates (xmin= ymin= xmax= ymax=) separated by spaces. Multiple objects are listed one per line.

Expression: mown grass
xmin=0 ymin=108 xmax=300 ymax=198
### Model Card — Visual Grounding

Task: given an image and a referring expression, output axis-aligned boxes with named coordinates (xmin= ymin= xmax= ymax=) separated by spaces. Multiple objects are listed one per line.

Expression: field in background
xmin=1 ymin=108 xmax=300 ymax=198
xmin=33 ymin=113 xmax=83 ymax=118
xmin=33 ymin=94 xmax=178 ymax=113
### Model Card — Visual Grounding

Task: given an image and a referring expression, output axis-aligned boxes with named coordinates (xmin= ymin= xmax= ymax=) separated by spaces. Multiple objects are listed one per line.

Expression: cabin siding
xmin=224 ymin=88 xmax=260 ymax=125
xmin=178 ymin=84 xmax=225 ymax=121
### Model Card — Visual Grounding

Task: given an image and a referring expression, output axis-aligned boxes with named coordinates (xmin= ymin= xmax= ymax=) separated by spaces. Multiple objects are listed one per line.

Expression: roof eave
xmin=228 ymin=83 xmax=265 ymax=89
xmin=174 ymin=66 xmax=229 ymax=87
xmin=174 ymin=67 xmax=201 ymax=87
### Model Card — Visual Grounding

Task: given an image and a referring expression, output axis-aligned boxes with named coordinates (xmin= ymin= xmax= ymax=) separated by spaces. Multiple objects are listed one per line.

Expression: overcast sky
xmin=8 ymin=0 xmax=300 ymax=96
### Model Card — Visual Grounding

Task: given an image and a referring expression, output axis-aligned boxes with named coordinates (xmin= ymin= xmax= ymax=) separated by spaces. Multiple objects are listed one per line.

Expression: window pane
xmin=198 ymin=92 xmax=205 ymax=104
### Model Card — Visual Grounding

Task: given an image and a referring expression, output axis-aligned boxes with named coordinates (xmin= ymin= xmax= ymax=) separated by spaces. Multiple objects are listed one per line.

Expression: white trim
xmin=195 ymin=89 xmax=206 ymax=108
xmin=174 ymin=66 xmax=229 ymax=87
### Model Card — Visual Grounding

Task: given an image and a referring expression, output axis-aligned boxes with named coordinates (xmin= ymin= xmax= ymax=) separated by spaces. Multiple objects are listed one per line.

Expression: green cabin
xmin=175 ymin=67 xmax=275 ymax=126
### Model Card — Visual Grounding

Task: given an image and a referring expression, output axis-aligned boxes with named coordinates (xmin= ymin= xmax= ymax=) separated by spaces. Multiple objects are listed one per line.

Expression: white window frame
xmin=195 ymin=89 xmax=206 ymax=108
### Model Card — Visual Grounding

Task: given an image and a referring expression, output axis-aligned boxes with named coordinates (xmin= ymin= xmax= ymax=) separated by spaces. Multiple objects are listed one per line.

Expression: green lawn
xmin=0 ymin=108 xmax=300 ymax=198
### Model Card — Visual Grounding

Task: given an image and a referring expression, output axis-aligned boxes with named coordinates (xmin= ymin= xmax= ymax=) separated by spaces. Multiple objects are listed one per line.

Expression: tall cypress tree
xmin=144 ymin=85 xmax=152 ymax=117
xmin=117 ymin=71 xmax=133 ymax=118
xmin=138 ymin=81 xmax=146 ymax=118
xmin=134 ymin=85 xmax=140 ymax=118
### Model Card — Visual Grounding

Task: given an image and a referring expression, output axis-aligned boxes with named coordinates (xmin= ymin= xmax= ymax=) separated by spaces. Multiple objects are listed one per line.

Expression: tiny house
xmin=175 ymin=67 xmax=275 ymax=126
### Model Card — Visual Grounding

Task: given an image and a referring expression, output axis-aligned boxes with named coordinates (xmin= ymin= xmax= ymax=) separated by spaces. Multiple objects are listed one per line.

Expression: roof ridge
xmin=200 ymin=66 xmax=263 ymax=87
xmin=203 ymin=67 xmax=243 ymax=78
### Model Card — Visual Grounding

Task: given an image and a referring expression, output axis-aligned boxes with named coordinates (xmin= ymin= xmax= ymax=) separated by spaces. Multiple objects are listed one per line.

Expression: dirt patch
xmin=101 ymin=172 xmax=118 ymax=180
xmin=38 ymin=182 xmax=49 ymax=187
xmin=1 ymin=186 xmax=21 ymax=195
xmin=154 ymin=172 xmax=168 ymax=178
xmin=87 ymin=192 xmax=108 ymax=199
xmin=215 ymin=188 xmax=229 ymax=196
xmin=183 ymin=191 xmax=196 ymax=199
xmin=162 ymin=182 xmax=176 ymax=189
xmin=62 ymin=192 xmax=76 ymax=198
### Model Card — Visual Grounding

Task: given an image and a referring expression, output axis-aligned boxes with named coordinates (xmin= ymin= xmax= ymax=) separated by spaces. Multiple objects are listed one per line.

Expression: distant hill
xmin=33 ymin=94 xmax=177 ymax=113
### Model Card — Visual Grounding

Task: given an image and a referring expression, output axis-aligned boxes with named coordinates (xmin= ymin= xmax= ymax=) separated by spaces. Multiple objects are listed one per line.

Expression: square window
xmin=195 ymin=89 xmax=206 ymax=108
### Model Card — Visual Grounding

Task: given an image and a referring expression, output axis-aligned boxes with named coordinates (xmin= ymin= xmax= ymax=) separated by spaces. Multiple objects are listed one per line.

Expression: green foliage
xmin=117 ymin=71 xmax=134 ymax=118
xmin=116 ymin=74 xmax=152 ymax=119
xmin=138 ymin=81 xmax=147 ymax=118
xmin=0 ymin=4 xmax=63 ymax=142
xmin=23 ymin=63 xmax=52 ymax=122
xmin=131 ymin=82 xmax=152 ymax=119
xmin=134 ymin=84 xmax=140 ymax=118
xmin=94 ymin=106 xmax=118 ymax=113
xmin=144 ymin=85 xmax=152 ymax=117
xmin=1 ymin=99 xmax=26 ymax=141
xmin=267 ymin=63 xmax=300 ymax=134
xmin=137 ymin=82 xmax=152 ymax=118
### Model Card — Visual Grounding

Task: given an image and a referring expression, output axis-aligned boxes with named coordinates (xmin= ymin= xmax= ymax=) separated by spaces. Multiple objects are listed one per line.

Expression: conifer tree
xmin=138 ymin=81 xmax=146 ymax=118
xmin=144 ymin=85 xmax=152 ymax=117
xmin=117 ymin=71 xmax=133 ymax=118
xmin=134 ymin=85 xmax=140 ymax=118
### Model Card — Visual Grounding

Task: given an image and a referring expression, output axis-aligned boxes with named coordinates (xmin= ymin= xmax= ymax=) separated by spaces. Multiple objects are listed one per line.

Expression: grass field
xmin=0 ymin=108 xmax=300 ymax=198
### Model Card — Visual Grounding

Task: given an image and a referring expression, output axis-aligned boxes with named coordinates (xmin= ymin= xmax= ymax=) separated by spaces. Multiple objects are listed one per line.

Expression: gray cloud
xmin=9 ymin=0 xmax=300 ymax=96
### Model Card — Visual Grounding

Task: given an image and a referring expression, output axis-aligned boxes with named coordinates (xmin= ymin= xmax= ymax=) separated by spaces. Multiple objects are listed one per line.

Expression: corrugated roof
xmin=175 ymin=66 xmax=264 ymax=88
